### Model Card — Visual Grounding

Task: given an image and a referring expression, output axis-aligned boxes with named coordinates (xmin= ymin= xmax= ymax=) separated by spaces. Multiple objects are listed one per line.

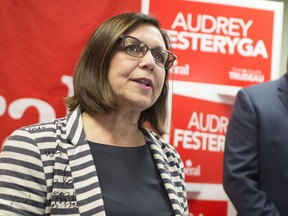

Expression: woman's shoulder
xmin=5 ymin=116 xmax=68 ymax=147
xmin=21 ymin=116 xmax=67 ymax=131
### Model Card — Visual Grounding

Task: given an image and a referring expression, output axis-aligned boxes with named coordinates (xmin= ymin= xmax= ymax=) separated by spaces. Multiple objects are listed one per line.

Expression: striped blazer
xmin=0 ymin=107 xmax=188 ymax=216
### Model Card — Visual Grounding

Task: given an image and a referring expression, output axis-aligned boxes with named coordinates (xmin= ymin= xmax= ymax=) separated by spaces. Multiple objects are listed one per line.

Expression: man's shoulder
xmin=243 ymin=75 xmax=285 ymax=93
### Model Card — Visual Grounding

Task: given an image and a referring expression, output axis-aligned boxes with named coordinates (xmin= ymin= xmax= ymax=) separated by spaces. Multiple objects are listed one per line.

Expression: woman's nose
xmin=139 ymin=50 xmax=156 ymax=71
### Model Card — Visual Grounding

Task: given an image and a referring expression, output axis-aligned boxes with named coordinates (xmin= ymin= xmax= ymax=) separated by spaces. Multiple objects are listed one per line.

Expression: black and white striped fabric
xmin=0 ymin=107 xmax=189 ymax=216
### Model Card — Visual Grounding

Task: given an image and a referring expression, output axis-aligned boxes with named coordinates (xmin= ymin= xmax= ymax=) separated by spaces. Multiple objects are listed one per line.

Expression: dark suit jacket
xmin=223 ymin=74 xmax=288 ymax=216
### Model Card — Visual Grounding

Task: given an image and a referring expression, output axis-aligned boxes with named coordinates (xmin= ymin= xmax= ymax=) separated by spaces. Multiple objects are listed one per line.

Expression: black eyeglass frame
xmin=119 ymin=35 xmax=177 ymax=70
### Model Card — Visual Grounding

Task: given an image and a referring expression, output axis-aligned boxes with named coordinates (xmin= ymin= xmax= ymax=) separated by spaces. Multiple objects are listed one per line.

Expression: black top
xmin=88 ymin=141 xmax=174 ymax=216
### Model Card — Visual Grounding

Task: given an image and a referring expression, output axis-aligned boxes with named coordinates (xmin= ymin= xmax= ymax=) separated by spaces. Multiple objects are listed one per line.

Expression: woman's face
xmin=108 ymin=24 xmax=166 ymax=112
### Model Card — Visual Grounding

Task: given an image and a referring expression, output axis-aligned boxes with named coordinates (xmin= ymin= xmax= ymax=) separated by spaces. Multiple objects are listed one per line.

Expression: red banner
xmin=188 ymin=199 xmax=228 ymax=215
xmin=170 ymin=94 xmax=232 ymax=184
xmin=150 ymin=0 xmax=276 ymax=86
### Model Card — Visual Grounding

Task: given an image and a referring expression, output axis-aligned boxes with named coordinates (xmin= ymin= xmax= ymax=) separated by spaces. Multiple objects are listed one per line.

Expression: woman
xmin=0 ymin=12 xmax=188 ymax=216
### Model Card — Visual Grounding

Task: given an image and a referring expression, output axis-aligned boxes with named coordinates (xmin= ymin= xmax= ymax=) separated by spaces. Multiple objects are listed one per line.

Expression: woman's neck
xmin=81 ymin=111 xmax=146 ymax=147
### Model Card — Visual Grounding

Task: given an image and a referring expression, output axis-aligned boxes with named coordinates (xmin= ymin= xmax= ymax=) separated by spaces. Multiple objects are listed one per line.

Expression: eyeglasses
xmin=119 ymin=35 xmax=176 ymax=70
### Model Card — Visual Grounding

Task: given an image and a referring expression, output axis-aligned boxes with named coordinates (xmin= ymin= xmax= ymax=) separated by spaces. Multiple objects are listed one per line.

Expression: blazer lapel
xmin=278 ymin=74 xmax=288 ymax=111
xmin=66 ymin=107 xmax=106 ymax=216
xmin=141 ymin=128 xmax=184 ymax=216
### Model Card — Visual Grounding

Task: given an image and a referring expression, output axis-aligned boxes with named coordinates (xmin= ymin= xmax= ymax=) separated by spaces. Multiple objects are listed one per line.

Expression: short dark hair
xmin=66 ymin=12 xmax=172 ymax=136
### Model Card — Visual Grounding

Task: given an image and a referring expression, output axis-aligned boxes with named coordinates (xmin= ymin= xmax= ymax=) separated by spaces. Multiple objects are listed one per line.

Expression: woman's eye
xmin=153 ymin=51 xmax=165 ymax=63
xmin=126 ymin=44 xmax=141 ymax=53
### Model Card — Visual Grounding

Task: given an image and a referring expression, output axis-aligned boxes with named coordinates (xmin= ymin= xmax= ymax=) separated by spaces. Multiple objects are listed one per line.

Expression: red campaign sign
xmin=188 ymin=199 xmax=228 ymax=216
xmin=0 ymin=0 xmax=141 ymax=148
xmin=150 ymin=0 xmax=275 ymax=86
xmin=170 ymin=94 xmax=232 ymax=184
